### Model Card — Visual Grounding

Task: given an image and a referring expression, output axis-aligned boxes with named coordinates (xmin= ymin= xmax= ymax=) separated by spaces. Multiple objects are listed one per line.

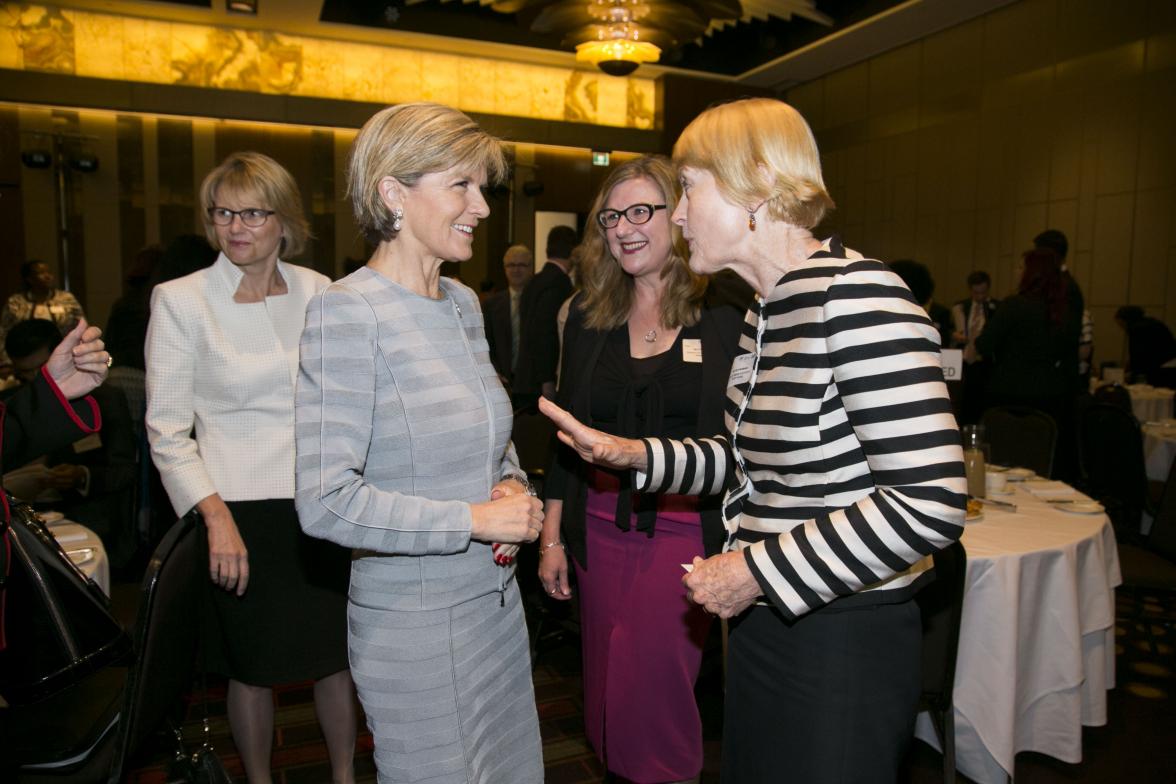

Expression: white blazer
xmin=146 ymin=252 xmax=330 ymax=516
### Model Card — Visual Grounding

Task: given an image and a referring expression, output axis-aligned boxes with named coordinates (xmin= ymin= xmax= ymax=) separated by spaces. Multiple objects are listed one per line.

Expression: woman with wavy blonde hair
xmin=539 ymin=155 xmax=743 ymax=783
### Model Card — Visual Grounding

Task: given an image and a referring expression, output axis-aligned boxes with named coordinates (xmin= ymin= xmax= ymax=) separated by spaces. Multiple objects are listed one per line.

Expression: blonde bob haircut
xmin=576 ymin=155 xmax=707 ymax=332
xmin=673 ymin=97 xmax=834 ymax=230
xmin=199 ymin=151 xmax=310 ymax=258
xmin=348 ymin=102 xmax=508 ymax=245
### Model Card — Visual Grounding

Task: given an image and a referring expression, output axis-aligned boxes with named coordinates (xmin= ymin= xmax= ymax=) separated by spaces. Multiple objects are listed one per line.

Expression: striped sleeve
xmin=635 ymin=434 xmax=734 ymax=497
xmin=743 ymin=262 xmax=966 ymax=621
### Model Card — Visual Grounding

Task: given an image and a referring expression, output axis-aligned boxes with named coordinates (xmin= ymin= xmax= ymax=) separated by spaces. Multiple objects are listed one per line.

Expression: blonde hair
xmin=673 ymin=97 xmax=834 ymax=230
xmin=577 ymin=155 xmax=706 ymax=331
xmin=199 ymin=151 xmax=310 ymax=257
xmin=348 ymin=103 xmax=508 ymax=245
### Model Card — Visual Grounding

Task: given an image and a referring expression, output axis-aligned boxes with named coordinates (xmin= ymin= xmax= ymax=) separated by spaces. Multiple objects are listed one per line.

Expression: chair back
xmin=980 ymin=406 xmax=1057 ymax=478
xmin=107 ymin=515 xmax=201 ymax=781
xmin=917 ymin=540 xmax=967 ymax=711
xmin=1092 ymin=383 xmax=1134 ymax=414
xmin=1078 ymin=403 xmax=1148 ymax=537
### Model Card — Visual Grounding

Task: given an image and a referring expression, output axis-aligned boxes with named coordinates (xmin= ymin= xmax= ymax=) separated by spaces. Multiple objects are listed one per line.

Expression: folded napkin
xmin=1023 ymin=480 xmax=1078 ymax=499
xmin=52 ymin=530 xmax=88 ymax=544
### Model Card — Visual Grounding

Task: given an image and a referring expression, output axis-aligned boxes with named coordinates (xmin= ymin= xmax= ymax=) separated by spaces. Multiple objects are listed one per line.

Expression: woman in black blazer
xmin=538 ymin=155 xmax=743 ymax=783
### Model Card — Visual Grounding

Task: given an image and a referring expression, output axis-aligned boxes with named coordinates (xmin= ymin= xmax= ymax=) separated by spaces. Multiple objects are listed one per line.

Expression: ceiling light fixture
xmin=226 ymin=0 xmax=258 ymax=15
xmin=530 ymin=0 xmax=742 ymax=76
xmin=575 ymin=22 xmax=660 ymax=76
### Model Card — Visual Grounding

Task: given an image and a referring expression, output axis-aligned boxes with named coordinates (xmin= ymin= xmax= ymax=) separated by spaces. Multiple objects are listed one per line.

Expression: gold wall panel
xmin=1 ymin=3 xmax=656 ymax=130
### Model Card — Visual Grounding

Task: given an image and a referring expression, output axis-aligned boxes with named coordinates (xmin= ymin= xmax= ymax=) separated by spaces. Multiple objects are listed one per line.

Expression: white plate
xmin=966 ymin=509 xmax=984 ymax=523
xmin=1005 ymin=468 xmax=1035 ymax=481
xmin=986 ymin=488 xmax=1015 ymax=497
xmin=1059 ymin=502 xmax=1105 ymax=515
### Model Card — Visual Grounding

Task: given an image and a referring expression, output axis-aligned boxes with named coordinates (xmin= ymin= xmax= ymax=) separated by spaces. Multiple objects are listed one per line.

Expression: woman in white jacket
xmin=146 ymin=152 xmax=356 ymax=784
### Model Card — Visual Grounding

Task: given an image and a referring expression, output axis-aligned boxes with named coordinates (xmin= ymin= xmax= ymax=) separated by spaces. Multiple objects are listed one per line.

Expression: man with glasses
xmin=514 ymin=225 xmax=576 ymax=407
xmin=484 ymin=244 xmax=534 ymax=383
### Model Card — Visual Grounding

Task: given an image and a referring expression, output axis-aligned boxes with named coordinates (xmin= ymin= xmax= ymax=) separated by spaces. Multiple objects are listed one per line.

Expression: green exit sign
xmin=591 ymin=150 xmax=610 ymax=167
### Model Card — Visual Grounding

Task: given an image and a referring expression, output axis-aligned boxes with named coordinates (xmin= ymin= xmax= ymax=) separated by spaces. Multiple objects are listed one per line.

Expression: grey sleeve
xmin=294 ymin=283 xmax=473 ymax=555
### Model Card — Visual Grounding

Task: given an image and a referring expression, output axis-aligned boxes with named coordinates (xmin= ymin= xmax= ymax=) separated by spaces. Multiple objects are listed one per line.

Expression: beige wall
xmin=789 ymin=0 xmax=1176 ymax=368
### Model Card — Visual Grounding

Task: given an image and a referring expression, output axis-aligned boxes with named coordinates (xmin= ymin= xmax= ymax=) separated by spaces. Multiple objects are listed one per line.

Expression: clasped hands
xmin=472 ymin=477 xmax=543 ymax=564
xmin=538 ymin=397 xmax=762 ymax=616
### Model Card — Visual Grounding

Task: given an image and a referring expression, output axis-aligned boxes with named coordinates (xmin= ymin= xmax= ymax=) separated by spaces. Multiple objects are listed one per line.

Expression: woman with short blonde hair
xmin=541 ymin=98 xmax=965 ymax=783
xmin=198 ymin=151 xmax=311 ymax=258
xmin=295 ymin=103 xmax=542 ymax=784
xmin=148 ymin=151 xmax=355 ymax=784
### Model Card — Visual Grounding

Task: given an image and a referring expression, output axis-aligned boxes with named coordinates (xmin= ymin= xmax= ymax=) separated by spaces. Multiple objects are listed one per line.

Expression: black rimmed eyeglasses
xmin=208 ymin=207 xmax=276 ymax=227
xmin=596 ymin=203 xmax=667 ymax=229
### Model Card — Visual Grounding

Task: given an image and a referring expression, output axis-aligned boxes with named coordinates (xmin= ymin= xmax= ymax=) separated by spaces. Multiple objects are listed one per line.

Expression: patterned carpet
xmin=120 ymin=590 xmax=1174 ymax=784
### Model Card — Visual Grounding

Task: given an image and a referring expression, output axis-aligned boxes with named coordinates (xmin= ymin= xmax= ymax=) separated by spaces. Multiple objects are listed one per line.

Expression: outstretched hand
xmin=45 ymin=319 xmax=109 ymax=400
xmin=537 ymin=397 xmax=648 ymax=472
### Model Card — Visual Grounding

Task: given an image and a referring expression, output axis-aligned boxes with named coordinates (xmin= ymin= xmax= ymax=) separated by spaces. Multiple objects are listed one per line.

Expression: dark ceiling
xmin=319 ymin=0 xmax=905 ymax=77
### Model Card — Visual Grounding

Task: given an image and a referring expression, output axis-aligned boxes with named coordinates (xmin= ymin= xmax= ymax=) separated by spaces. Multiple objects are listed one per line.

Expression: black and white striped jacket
xmin=637 ymin=239 xmax=966 ymax=621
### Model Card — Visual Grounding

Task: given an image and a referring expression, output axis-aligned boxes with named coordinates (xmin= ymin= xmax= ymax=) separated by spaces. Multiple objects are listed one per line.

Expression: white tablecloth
xmin=48 ymin=520 xmax=110 ymax=597
xmin=1142 ymin=420 xmax=1176 ymax=483
xmin=1127 ymin=384 xmax=1175 ymax=422
xmin=915 ymin=483 xmax=1121 ymax=783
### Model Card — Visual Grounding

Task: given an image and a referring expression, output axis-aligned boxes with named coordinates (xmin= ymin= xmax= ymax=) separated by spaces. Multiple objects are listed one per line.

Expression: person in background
xmin=976 ymin=248 xmax=1083 ymax=436
xmin=294 ymin=102 xmax=543 ymax=784
xmin=103 ymin=244 xmax=164 ymax=440
xmin=515 ymin=225 xmax=576 ymax=406
xmin=1115 ymin=305 xmax=1176 ymax=387
xmin=484 ymin=244 xmax=534 ymax=383
xmin=539 ymin=155 xmax=742 ymax=783
xmin=1 ymin=319 xmax=110 ymax=658
xmin=146 ymin=152 xmax=356 ymax=784
xmin=890 ymin=258 xmax=953 ymax=347
xmin=951 ymin=270 xmax=999 ymax=424
xmin=541 ymin=97 xmax=965 ymax=784
xmin=0 ymin=260 xmax=86 ymax=374
xmin=3 ymin=319 xmax=138 ymax=568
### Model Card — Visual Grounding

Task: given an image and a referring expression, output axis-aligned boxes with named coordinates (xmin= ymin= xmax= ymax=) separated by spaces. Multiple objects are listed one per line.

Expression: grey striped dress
xmin=294 ymin=268 xmax=542 ymax=784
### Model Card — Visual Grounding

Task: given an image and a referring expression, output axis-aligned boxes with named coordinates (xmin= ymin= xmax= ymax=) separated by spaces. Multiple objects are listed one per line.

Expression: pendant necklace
xmin=644 ymin=329 xmax=658 ymax=343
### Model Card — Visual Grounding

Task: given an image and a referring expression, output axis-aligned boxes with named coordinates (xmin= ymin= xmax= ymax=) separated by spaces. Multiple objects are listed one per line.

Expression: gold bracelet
xmin=538 ymin=541 xmax=565 ymax=558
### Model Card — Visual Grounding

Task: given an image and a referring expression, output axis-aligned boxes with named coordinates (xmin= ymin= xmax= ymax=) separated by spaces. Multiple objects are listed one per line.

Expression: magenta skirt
xmin=573 ymin=470 xmax=713 ymax=782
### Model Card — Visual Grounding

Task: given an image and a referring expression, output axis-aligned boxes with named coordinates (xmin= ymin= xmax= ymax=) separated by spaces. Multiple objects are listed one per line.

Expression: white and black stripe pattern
xmin=638 ymin=241 xmax=966 ymax=621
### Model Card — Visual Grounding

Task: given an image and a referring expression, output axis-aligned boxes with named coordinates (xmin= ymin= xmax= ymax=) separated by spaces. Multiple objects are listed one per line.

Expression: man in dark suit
xmin=950 ymin=270 xmax=999 ymax=424
xmin=514 ymin=225 xmax=576 ymax=407
xmin=484 ymin=244 xmax=534 ymax=384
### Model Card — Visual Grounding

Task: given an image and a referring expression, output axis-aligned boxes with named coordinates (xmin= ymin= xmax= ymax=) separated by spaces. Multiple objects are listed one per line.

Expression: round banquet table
xmin=1142 ymin=419 xmax=1176 ymax=483
xmin=914 ymin=482 xmax=1121 ymax=784
xmin=47 ymin=519 xmax=111 ymax=597
xmin=1127 ymin=384 xmax=1175 ymax=423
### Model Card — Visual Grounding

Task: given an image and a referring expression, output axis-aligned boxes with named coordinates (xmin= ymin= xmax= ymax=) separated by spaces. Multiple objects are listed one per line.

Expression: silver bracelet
xmin=539 ymin=541 xmax=565 ymax=558
xmin=503 ymin=473 xmax=538 ymax=497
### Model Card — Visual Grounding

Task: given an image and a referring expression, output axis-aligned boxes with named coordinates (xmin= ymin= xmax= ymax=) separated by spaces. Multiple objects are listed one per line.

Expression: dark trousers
xmin=721 ymin=599 xmax=922 ymax=784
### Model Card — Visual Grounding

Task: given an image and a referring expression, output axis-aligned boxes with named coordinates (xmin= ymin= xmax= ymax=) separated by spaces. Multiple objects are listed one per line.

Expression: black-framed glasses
xmin=596 ymin=203 xmax=666 ymax=229
xmin=208 ymin=207 xmax=276 ymax=227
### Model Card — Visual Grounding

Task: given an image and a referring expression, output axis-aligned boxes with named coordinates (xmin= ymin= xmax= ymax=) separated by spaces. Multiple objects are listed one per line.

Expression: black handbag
xmin=167 ymin=717 xmax=233 ymax=784
xmin=0 ymin=493 xmax=132 ymax=705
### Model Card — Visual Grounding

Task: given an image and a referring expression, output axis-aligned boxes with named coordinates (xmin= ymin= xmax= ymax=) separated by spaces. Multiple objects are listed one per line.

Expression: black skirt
xmin=201 ymin=499 xmax=351 ymax=686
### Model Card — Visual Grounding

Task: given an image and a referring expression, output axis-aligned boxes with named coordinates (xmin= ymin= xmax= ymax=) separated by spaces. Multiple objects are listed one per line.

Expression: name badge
xmin=72 ymin=433 xmax=103 ymax=454
xmin=940 ymin=348 xmax=963 ymax=382
xmin=681 ymin=339 xmax=702 ymax=363
xmin=728 ymin=353 xmax=756 ymax=386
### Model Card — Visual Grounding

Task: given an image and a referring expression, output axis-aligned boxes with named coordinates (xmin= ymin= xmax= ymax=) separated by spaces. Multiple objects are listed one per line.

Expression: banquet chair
xmin=1092 ymin=383 xmax=1134 ymax=415
xmin=981 ymin=405 xmax=1057 ymax=478
xmin=916 ymin=540 xmax=967 ymax=784
xmin=1117 ymin=457 xmax=1176 ymax=652
xmin=13 ymin=515 xmax=201 ymax=782
xmin=1077 ymin=403 xmax=1151 ymax=539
